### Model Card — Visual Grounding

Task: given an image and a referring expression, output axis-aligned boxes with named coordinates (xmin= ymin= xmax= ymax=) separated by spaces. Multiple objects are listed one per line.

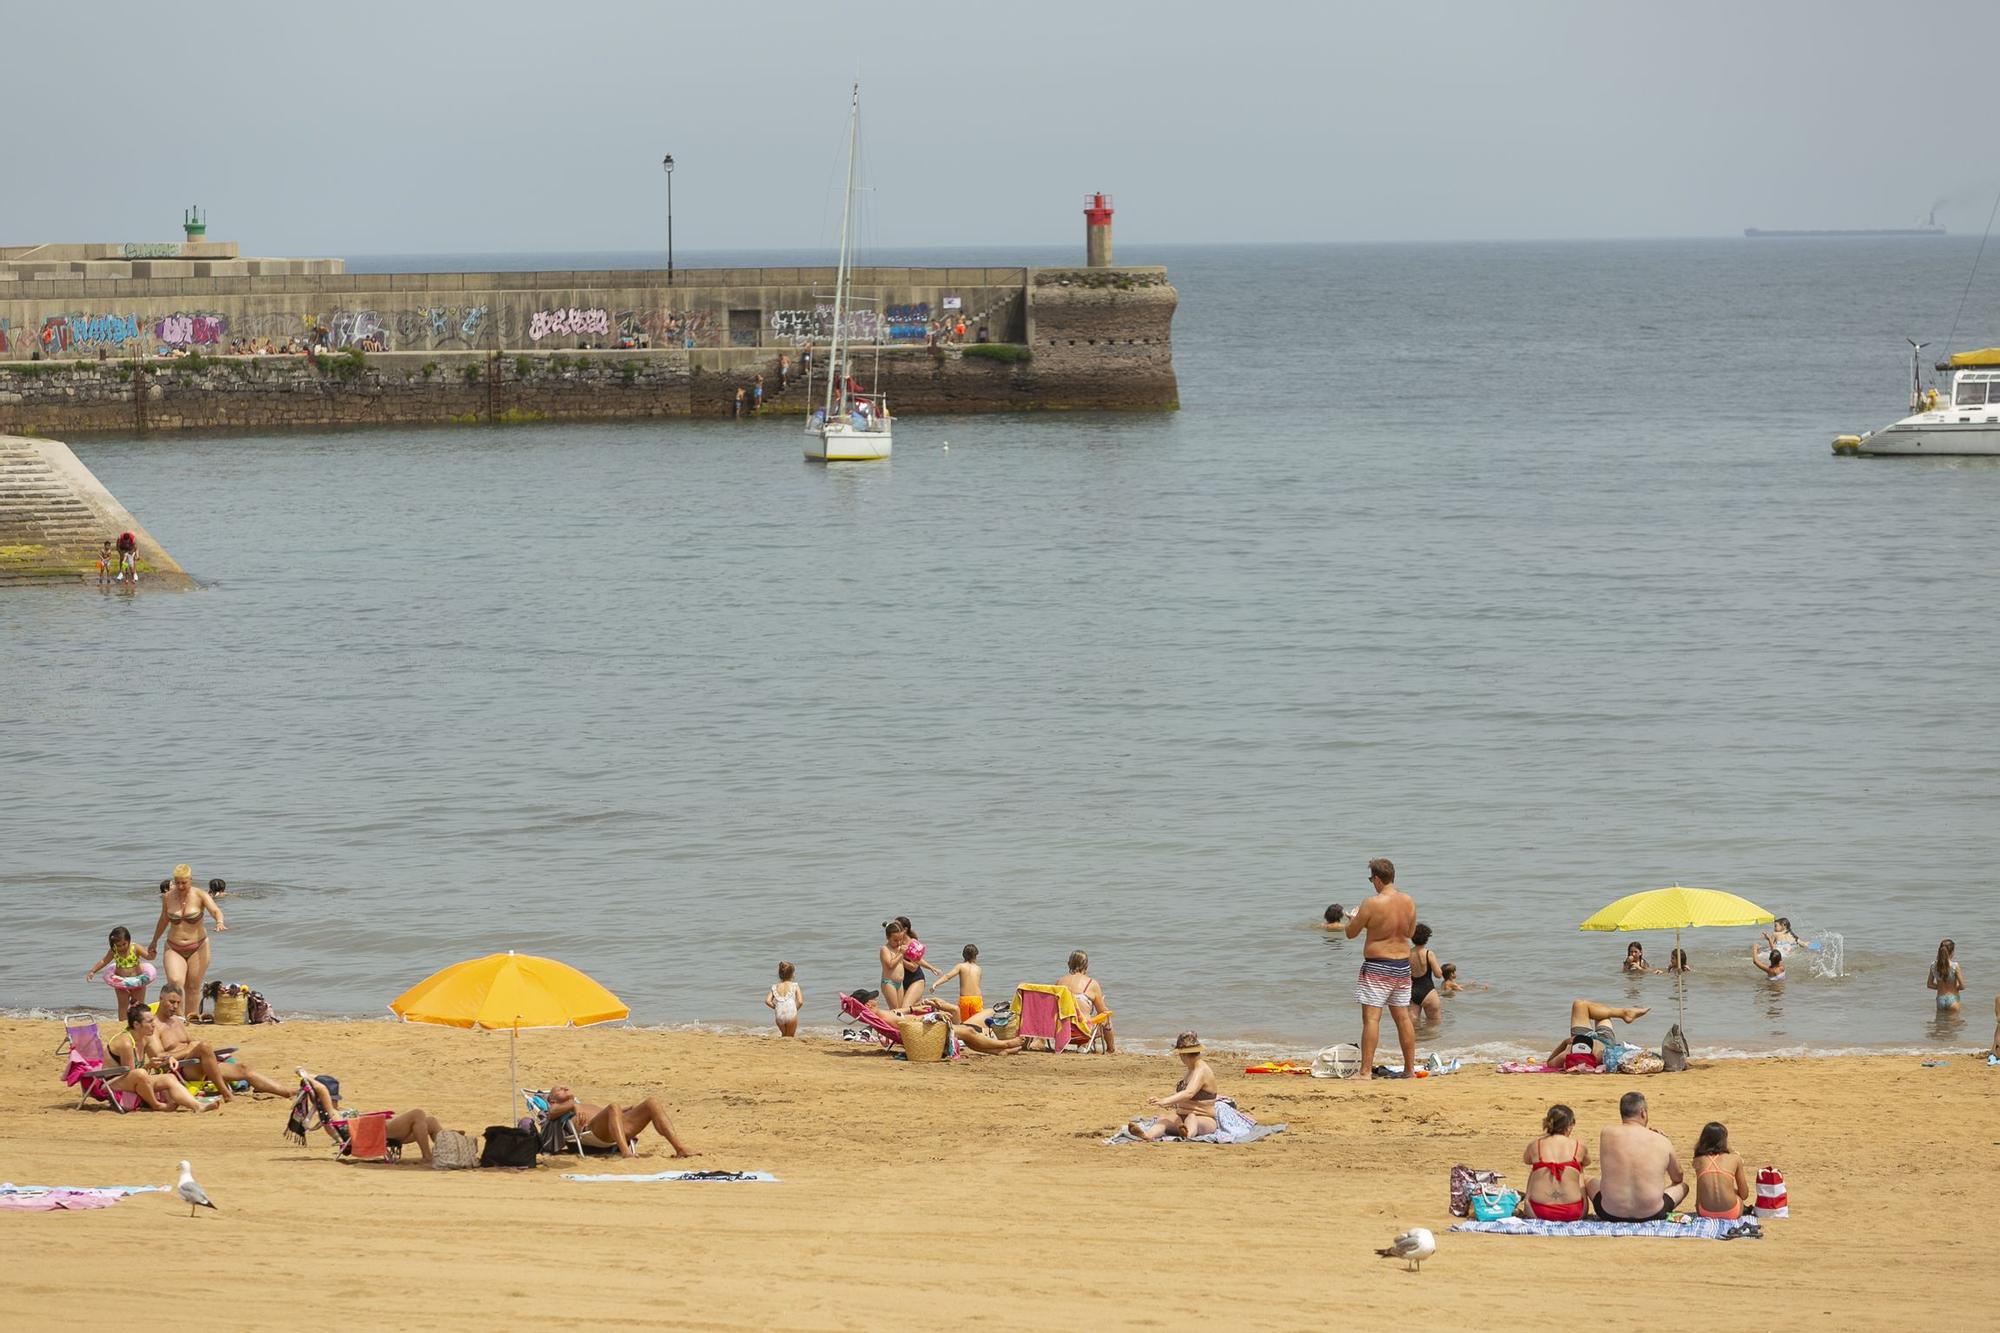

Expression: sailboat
xmin=805 ymin=83 xmax=893 ymax=462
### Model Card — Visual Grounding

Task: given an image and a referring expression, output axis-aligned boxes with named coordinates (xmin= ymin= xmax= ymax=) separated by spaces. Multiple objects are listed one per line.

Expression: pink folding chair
xmin=838 ymin=992 xmax=904 ymax=1049
xmin=60 ymin=1021 xmax=139 ymax=1112
xmin=1013 ymin=987 xmax=1067 ymax=1051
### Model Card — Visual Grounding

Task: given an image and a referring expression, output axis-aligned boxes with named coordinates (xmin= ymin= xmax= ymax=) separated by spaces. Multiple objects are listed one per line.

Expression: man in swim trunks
xmin=1590 ymin=1091 xmax=1686 ymax=1221
xmin=1343 ymin=857 xmax=1416 ymax=1080
xmin=151 ymin=982 xmax=291 ymax=1097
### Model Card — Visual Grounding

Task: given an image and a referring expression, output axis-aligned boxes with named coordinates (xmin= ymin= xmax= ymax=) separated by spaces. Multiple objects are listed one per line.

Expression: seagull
xmin=176 ymin=1160 xmax=217 ymax=1218
xmin=1376 ymin=1226 xmax=1435 ymax=1272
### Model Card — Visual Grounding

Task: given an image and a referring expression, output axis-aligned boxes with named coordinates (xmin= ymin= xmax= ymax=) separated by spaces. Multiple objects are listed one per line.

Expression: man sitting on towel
xmin=545 ymin=1085 xmax=698 ymax=1160
xmin=1589 ymin=1091 xmax=1687 ymax=1221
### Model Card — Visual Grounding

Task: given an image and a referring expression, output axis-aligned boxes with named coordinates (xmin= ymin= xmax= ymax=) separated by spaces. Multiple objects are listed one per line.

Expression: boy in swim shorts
xmin=930 ymin=944 xmax=986 ymax=1023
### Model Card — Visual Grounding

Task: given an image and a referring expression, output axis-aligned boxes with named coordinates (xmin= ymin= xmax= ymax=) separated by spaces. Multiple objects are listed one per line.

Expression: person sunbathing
xmin=545 ymin=1084 xmax=697 ymax=1158
xmin=1589 ymin=1091 xmax=1686 ymax=1222
xmin=104 ymin=1009 xmax=219 ymax=1112
xmin=150 ymin=982 xmax=290 ymax=1097
xmin=293 ymin=1068 xmax=444 ymax=1163
xmin=1127 ymin=1032 xmax=1217 ymax=1141
xmin=1060 ymin=950 xmax=1116 ymax=1053
xmin=1545 ymin=999 xmax=1650 ymax=1067
xmin=1520 ymin=1103 xmax=1592 ymax=1222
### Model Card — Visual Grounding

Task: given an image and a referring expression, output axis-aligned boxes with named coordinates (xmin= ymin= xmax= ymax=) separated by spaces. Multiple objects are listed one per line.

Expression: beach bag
xmin=1311 ymin=1044 xmax=1362 ymax=1079
xmin=1618 ymin=1050 xmax=1665 ymax=1075
xmin=432 ymin=1129 xmax=480 ymax=1171
xmin=898 ymin=1017 xmax=951 ymax=1063
xmin=1754 ymin=1167 xmax=1788 ymax=1218
xmin=1662 ymin=1023 xmax=1690 ymax=1073
xmin=1450 ymin=1165 xmax=1504 ymax=1217
xmin=1470 ymin=1187 xmax=1521 ymax=1222
xmin=480 ymin=1125 xmax=539 ymax=1168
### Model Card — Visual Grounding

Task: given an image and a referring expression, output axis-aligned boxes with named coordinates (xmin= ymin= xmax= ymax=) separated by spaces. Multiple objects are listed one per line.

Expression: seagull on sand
xmin=1376 ymin=1227 xmax=1434 ymax=1272
xmin=176 ymin=1161 xmax=217 ymax=1218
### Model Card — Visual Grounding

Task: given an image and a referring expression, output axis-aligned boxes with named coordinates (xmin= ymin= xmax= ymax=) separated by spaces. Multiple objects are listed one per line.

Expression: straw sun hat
xmin=1173 ymin=1031 xmax=1203 ymax=1056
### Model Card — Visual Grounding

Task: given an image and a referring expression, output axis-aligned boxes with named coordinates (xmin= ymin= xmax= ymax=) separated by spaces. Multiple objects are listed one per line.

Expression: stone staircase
xmin=0 ymin=434 xmax=191 ymax=588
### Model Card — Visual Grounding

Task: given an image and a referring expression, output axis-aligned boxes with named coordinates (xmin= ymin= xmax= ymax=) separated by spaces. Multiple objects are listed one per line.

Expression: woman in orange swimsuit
xmin=1521 ymin=1103 xmax=1592 ymax=1222
xmin=1690 ymin=1122 xmax=1753 ymax=1220
xmin=147 ymin=863 xmax=226 ymax=1008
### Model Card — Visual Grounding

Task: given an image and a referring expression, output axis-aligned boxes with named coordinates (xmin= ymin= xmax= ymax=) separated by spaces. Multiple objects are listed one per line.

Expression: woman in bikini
xmin=1128 ymin=1032 xmax=1217 ymax=1140
xmin=1926 ymin=939 xmax=1965 ymax=1012
xmin=1749 ymin=945 xmax=1785 ymax=983
xmin=1689 ymin=1121 xmax=1753 ymax=1220
xmin=104 ymin=1007 xmax=218 ymax=1112
xmin=149 ymin=864 xmax=226 ymax=1005
xmin=1520 ymin=1103 xmax=1591 ymax=1222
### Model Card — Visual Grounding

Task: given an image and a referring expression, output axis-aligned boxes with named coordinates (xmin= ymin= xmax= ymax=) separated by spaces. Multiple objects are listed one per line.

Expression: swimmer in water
xmin=1750 ymin=945 xmax=1785 ymax=983
xmin=1321 ymin=904 xmax=1346 ymax=931
xmin=1623 ymin=942 xmax=1663 ymax=976
xmin=1926 ymin=939 xmax=1964 ymax=1013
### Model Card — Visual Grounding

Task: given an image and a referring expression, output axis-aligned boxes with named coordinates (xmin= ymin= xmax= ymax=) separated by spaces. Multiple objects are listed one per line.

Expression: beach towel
xmin=0 ymin=1190 xmax=128 ymax=1212
xmin=1450 ymin=1217 xmax=1762 ymax=1240
xmin=561 ymin=1170 xmax=778 ymax=1183
xmin=0 ymin=1184 xmax=170 ymax=1198
xmin=1497 ymin=1061 xmax=1612 ymax=1075
xmin=1106 ymin=1101 xmax=1285 ymax=1146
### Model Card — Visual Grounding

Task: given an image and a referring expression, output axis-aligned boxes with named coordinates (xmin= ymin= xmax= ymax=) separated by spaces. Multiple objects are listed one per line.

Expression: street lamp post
xmin=661 ymin=154 xmax=675 ymax=287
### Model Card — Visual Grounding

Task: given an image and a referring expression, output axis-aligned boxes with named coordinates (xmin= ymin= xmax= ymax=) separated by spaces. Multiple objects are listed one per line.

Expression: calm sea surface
xmin=4 ymin=240 xmax=1997 ymax=1058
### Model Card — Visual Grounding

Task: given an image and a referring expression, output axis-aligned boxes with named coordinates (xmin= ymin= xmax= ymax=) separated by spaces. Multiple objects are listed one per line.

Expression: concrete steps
xmin=0 ymin=435 xmax=191 ymax=589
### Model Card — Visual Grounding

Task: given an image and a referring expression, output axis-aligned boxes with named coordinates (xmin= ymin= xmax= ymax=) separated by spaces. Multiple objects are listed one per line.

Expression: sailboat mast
xmin=823 ymin=82 xmax=860 ymax=422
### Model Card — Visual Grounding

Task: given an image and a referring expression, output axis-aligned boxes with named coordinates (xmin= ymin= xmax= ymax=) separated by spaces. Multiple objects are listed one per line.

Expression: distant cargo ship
xmin=1746 ymin=209 xmax=1945 ymax=238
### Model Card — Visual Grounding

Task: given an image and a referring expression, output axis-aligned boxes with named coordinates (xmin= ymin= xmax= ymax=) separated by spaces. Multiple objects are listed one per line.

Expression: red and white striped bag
xmin=1754 ymin=1167 xmax=1788 ymax=1218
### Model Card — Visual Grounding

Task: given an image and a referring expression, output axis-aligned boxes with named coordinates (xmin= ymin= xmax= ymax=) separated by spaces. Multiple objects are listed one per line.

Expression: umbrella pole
xmin=1675 ymin=928 xmax=1685 ymax=1034
xmin=510 ymin=1026 xmax=518 ymax=1123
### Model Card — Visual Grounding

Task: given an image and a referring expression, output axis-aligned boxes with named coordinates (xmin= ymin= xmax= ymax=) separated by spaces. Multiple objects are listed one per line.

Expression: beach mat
xmin=1 ymin=1183 xmax=170 ymax=1197
xmin=1451 ymin=1217 xmax=1761 ymax=1240
xmin=1496 ymin=1062 xmax=1613 ymax=1075
xmin=562 ymin=1170 xmax=778 ymax=1183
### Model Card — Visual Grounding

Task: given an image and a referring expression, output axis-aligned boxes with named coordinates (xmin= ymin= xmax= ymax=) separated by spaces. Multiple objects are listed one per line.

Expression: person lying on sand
xmin=1128 ymin=1032 xmax=1217 ymax=1141
xmin=1545 ymin=1000 xmax=1649 ymax=1068
xmin=546 ymin=1084 xmax=698 ymax=1159
xmin=294 ymin=1068 xmax=445 ymax=1163
xmin=1589 ymin=1091 xmax=1686 ymax=1222
xmin=151 ymin=981 xmax=290 ymax=1096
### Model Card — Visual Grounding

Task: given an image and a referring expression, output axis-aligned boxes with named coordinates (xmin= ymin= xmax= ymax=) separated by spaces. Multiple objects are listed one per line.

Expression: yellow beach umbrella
xmin=1579 ymin=885 xmax=1774 ymax=1034
xmin=389 ymin=950 xmax=629 ymax=1118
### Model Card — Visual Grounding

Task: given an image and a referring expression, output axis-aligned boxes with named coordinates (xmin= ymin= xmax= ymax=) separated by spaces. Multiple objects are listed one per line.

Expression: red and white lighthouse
xmin=1084 ymin=192 xmax=1114 ymax=268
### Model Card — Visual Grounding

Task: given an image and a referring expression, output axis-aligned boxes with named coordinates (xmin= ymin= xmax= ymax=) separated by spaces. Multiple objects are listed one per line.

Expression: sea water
xmin=3 ymin=240 xmax=1997 ymax=1058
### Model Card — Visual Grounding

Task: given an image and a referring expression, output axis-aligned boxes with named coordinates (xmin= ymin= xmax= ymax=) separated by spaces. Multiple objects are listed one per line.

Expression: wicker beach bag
xmin=210 ymin=993 xmax=249 ymax=1024
xmin=898 ymin=1018 xmax=951 ymax=1063
xmin=432 ymin=1129 xmax=480 ymax=1171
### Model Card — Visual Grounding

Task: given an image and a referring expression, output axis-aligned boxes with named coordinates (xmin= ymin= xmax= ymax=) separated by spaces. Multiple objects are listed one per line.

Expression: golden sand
xmin=3 ymin=1018 xmax=1992 ymax=1330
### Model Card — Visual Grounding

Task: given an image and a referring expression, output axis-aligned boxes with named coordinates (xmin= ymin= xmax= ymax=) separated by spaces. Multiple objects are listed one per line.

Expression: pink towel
xmin=0 ymin=1191 xmax=125 ymax=1212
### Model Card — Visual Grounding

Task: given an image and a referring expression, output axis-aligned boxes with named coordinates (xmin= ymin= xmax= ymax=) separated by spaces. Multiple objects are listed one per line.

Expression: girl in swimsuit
xmin=1129 ymin=1032 xmax=1218 ymax=1140
xmin=84 ymin=925 xmax=157 ymax=1021
xmin=877 ymin=922 xmax=910 ymax=1012
xmin=1521 ymin=1103 xmax=1591 ymax=1222
xmin=148 ymin=863 xmax=226 ymax=1007
xmin=1690 ymin=1121 xmax=1752 ymax=1220
xmin=1927 ymin=939 xmax=1965 ymax=1011
xmin=1750 ymin=945 xmax=1785 ymax=983
xmin=765 ymin=961 xmax=802 ymax=1037
xmin=1409 ymin=923 xmax=1442 ymax=1021
xmin=896 ymin=917 xmax=937 ymax=1008
xmin=1623 ymin=943 xmax=1662 ymax=975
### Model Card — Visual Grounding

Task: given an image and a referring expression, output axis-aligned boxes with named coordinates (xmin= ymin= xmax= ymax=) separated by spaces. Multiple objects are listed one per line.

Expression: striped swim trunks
xmin=1356 ymin=957 xmax=1412 ymax=1008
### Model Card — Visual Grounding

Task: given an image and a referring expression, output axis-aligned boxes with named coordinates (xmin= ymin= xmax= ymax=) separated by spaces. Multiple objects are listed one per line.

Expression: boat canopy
xmin=1947 ymin=348 xmax=2000 ymax=367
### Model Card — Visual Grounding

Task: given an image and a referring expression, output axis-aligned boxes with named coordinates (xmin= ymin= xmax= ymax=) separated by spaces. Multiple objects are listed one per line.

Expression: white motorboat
xmin=805 ymin=83 xmax=893 ymax=463
xmin=1850 ymin=346 xmax=2000 ymax=456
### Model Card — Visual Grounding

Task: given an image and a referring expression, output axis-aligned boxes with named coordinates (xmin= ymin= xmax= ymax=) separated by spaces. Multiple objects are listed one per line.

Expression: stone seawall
xmin=0 ymin=267 xmax=1176 ymax=433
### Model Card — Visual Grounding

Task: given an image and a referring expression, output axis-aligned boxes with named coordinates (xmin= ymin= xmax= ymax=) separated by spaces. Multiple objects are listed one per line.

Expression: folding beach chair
xmin=520 ymin=1088 xmax=587 ymax=1156
xmin=1013 ymin=984 xmax=1113 ymax=1053
xmin=838 ymin=992 xmax=905 ymax=1049
xmin=60 ymin=1021 xmax=136 ymax=1111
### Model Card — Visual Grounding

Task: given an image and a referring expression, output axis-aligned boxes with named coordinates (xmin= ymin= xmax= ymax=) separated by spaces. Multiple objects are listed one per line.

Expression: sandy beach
xmin=4 ymin=1018 xmax=1993 ymax=1330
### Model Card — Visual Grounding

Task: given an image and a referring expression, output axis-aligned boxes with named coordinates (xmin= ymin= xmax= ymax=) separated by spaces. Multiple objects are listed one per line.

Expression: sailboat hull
xmin=805 ymin=420 xmax=893 ymax=462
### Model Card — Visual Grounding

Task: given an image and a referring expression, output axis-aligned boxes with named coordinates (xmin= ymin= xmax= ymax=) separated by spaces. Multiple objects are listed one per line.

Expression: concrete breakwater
xmin=0 ymin=434 xmax=190 ymax=587
xmin=0 ymin=265 xmax=1176 ymax=433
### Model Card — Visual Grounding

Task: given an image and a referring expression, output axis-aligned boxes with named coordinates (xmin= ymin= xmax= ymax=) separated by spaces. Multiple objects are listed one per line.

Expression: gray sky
xmin=4 ymin=1 xmax=1986 ymax=255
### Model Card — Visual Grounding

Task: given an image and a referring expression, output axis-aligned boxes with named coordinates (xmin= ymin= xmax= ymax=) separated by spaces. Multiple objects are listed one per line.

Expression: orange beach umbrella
xmin=389 ymin=950 xmax=628 ymax=1117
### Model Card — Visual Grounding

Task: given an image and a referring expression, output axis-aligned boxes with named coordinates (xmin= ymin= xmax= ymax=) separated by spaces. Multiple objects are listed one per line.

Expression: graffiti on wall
xmin=768 ymin=306 xmax=882 ymax=344
xmin=612 ymin=308 xmax=714 ymax=347
xmin=324 ymin=309 xmax=387 ymax=349
xmin=38 ymin=312 xmax=143 ymax=352
xmin=396 ymin=305 xmax=490 ymax=347
xmin=121 ymin=243 xmax=180 ymax=259
xmin=528 ymin=307 xmax=611 ymax=342
xmin=0 ymin=318 xmax=10 ymax=354
xmin=154 ymin=313 xmax=228 ymax=346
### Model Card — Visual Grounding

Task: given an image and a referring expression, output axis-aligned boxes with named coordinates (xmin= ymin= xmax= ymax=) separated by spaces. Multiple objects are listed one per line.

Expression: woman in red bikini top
xmin=1521 ymin=1103 xmax=1592 ymax=1223
xmin=1690 ymin=1121 xmax=1753 ymax=1220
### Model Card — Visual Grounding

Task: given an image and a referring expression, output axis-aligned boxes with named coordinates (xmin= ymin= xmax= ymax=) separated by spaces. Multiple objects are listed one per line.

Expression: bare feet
xmin=672 ymin=1149 xmax=700 ymax=1159
xmin=1624 ymin=1007 xmax=1650 ymax=1023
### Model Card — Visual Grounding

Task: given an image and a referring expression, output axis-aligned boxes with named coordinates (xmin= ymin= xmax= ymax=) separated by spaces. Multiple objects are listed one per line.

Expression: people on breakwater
xmin=1342 ymin=858 xmax=1417 ymax=1080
